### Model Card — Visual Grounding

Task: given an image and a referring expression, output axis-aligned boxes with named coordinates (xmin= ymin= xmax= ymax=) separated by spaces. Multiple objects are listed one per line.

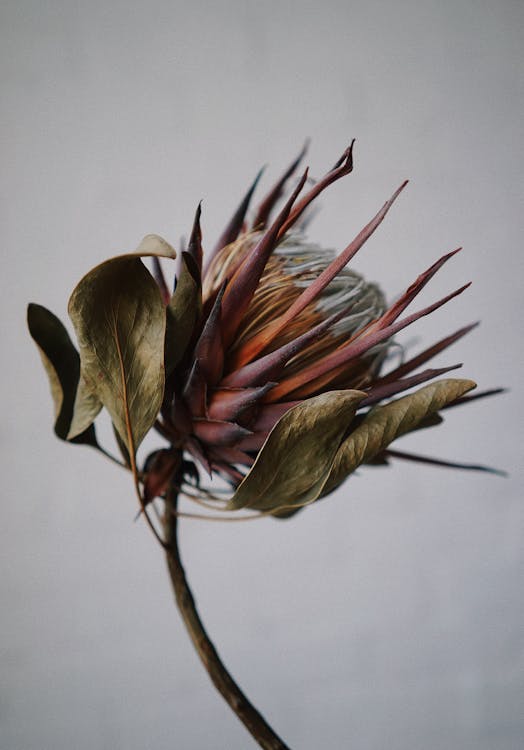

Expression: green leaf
xmin=321 ymin=378 xmax=477 ymax=497
xmin=226 ymin=390 xmax=366 ymax=512
xmin=27 ymin=303 xmax=99 ymax=447
xmin=165 ymin=251 xmax=202 ymax=373
xmin=68 ymin=254 xmax=167 ymax=456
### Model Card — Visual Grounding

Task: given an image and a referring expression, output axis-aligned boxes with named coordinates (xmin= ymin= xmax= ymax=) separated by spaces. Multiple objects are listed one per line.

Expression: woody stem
xmin=163 ymin=481 xmax=291 ymax=750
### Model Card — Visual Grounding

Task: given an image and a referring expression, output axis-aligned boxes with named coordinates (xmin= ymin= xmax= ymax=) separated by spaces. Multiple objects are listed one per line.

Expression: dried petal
xmin=239 ymin=180 xmax=408 ymax=364
xmin=208 ymin=384 xmax=276 ymax=421
xmin=253 ymin=140 xmax=309 ymax=229
xmin=187 ymin=202 xmax=204 ymax=276
xmin=207 ymin=168 xmax=265 ymax=269
xmin=277 ymin=141 xmax=355 ymax=237
xmin=193 ymin=419 xmax=252 ymax=447
xmin=220 ymin=170 xmax=308 ymax=347
xmin=143 ymin=449 xmax=179 ymax=503
xmin=269 ymin=282 xmax=470 ymax=401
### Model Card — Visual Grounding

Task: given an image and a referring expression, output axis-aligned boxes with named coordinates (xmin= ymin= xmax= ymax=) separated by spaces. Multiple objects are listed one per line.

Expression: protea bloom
xmin=27 ymin=143 xmax=502 ymax=748
xmin=28 ymin=143 xmax=499 ymax=519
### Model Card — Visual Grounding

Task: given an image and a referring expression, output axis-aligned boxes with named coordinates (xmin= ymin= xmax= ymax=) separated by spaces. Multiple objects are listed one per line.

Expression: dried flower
xmin=27 ymin=143 xmax=501 ymax=518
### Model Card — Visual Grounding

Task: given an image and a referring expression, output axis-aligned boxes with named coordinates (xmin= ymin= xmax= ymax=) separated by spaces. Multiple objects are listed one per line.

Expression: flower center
xmin=204 ymin=233 xmax=388 ymax=382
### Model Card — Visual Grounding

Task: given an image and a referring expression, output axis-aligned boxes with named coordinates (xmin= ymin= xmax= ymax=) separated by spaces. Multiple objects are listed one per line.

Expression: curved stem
xmin=164 ymin=484 xmax=291 ymax=750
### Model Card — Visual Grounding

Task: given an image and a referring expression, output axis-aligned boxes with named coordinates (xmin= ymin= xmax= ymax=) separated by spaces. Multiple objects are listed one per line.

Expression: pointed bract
xmin=237 ymin=180 xmax=408 ymax=365
xmin=187 ymin=202 xmax=204 ymax=276
xmin=220 ymin=169 xmax=308 ymax=347
xmin=253 ymin=141 xmax=309 ymax=229
xmin=207 ymin=168 xmax=265 ymax=269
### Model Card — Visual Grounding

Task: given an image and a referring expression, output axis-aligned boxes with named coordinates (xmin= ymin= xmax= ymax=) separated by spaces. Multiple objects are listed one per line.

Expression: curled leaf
xmin=165 ymin=252 xmax=202 ymax=373
xmin=68 ymin=255 xmax=167 ymax=456
xmin=135 ymin=234 xmax=177 ymax=258
xmin=321 ymin=378 xmax=476 ymax=497
xmin=227 ymin=390 xmax=366 ymax=512
xmin=27 ymin=303 xmax=99 ymax=447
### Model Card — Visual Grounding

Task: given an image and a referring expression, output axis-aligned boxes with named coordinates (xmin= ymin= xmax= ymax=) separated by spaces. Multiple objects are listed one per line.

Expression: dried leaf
xmin=68 ymin=375 xmax=103 ymax=440
xmin=135 ymin=234 xmax=177 ymax=258
xmin=165 ymin=252 xmax=202 ymax=373
xmin=321 ymin=378 xmax=476 ymax=497
xmin=227 ymin=390 xmax=366 ymax=512
xmin=27 ymin=303 xmax=99 ymax=447
xmin=68 ymin=255 xmax=167 ymax=455
xmin=113 ymin=422 xmax=132 ymax=468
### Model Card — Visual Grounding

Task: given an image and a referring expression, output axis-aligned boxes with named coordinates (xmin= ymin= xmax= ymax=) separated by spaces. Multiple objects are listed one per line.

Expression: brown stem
xmin=164 ymin=484 xmax=291 ymax=750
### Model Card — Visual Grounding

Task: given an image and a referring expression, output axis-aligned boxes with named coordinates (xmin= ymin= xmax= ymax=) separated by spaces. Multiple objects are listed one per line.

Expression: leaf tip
xmin=136 ymin=234 xmax=177 ymax=259
xmin=27 ymin=302 xmax=38 ymax=328
xmin=461 ymin=378 xmax=477 ymax=393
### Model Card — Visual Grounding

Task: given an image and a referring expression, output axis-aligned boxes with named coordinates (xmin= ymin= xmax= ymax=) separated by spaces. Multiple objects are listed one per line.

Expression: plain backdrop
xmin=1 ymin=1 xmax=523 ymax=749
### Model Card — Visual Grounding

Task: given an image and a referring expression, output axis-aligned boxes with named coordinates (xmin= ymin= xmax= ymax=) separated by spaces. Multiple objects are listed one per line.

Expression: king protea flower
xmin=27 ymin=143 xmax=501 ymax=519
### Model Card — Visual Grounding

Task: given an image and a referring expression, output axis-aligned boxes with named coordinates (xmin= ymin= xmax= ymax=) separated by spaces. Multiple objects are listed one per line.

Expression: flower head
xmin=28 ymin=143 xmax=502 ymax=518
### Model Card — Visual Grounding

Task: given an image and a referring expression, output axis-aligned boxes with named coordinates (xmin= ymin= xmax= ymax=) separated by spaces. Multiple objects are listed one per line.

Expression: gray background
xmin=1 ymin=1 xmax=523 ymax=748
